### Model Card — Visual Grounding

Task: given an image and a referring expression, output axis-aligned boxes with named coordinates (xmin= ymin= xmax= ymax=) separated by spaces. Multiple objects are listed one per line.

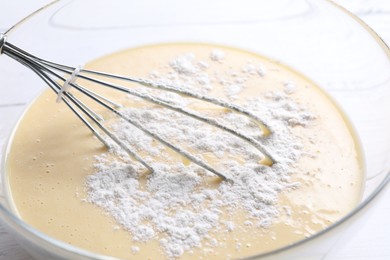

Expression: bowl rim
xmin=0 ymin=0 xmax=389 ymax=259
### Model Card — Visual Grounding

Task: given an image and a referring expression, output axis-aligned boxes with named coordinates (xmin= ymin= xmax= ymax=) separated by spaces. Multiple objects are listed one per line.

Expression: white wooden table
xmin=0 ymin=1 xmax=389 ymax=259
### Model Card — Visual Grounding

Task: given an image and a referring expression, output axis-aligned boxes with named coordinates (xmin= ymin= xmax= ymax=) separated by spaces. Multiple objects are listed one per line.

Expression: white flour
xmin=85 ymin=49 xmax=316 ymax=258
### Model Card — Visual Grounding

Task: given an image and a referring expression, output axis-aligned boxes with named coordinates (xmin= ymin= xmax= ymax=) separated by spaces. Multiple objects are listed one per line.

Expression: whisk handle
xmin=0 ymin=33 xmax=6 ymax=54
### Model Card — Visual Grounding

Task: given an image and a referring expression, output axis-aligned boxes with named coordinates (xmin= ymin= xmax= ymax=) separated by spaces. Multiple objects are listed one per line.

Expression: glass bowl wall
xmin=0 ymin=0 xmax=389 ymax=259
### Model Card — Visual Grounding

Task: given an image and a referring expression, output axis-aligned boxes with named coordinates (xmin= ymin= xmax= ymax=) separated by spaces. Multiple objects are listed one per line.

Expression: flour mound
xmin=85 ymin=49 xmax=315 ymax=258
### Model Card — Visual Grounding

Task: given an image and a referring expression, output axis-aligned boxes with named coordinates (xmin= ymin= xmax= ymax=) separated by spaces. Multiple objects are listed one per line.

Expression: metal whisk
xmin=0 ymin=33 xmax=275 ymax=180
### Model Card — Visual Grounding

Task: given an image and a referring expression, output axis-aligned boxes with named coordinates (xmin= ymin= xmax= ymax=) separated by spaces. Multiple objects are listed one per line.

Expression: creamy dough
xmin=5 ymin=43 xmax=364 ymax=259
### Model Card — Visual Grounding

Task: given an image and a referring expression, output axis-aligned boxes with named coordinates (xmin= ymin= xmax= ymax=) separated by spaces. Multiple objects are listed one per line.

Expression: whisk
xmin=0 ymin=33 xmax=275 ymax=180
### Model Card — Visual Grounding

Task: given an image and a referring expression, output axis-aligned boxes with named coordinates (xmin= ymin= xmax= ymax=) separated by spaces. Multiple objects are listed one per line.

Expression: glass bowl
xmin=0 ymin=0 xmax=389 ymax=259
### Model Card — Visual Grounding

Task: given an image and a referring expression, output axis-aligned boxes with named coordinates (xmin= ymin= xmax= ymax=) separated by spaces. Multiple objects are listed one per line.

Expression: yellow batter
xmin=5 ymin=43 xmax=364 ymax=259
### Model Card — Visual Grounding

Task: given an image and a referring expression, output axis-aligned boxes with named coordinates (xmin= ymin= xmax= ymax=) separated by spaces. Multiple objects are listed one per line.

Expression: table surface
xmin=0 ymin=0 xmax=389 ymax=259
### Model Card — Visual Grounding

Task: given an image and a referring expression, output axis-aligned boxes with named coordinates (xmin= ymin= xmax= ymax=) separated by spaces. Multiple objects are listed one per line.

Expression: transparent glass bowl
xmin=0 ymin=0 xmax=389 ymax=259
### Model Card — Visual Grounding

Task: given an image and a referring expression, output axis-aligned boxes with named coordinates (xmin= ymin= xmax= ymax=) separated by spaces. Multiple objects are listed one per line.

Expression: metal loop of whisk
xmin=0 ymin=33 xmax=275 ymax=180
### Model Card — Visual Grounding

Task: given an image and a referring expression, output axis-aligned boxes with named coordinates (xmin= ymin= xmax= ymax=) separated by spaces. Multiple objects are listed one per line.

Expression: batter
xmin=5 ymin=43 xmax=364 ymax=259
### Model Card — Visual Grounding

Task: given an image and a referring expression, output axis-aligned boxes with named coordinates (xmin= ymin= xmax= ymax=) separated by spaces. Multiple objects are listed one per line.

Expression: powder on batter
xmin=85 ymin=50 xmax=316 ymax=258
xmin=210 ymin=49 xmax=226 ymax=62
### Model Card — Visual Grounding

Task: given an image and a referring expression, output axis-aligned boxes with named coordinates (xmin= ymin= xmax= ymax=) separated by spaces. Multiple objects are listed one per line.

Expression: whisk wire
xmin=1 ymin=34 xmax=276 ymax=180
